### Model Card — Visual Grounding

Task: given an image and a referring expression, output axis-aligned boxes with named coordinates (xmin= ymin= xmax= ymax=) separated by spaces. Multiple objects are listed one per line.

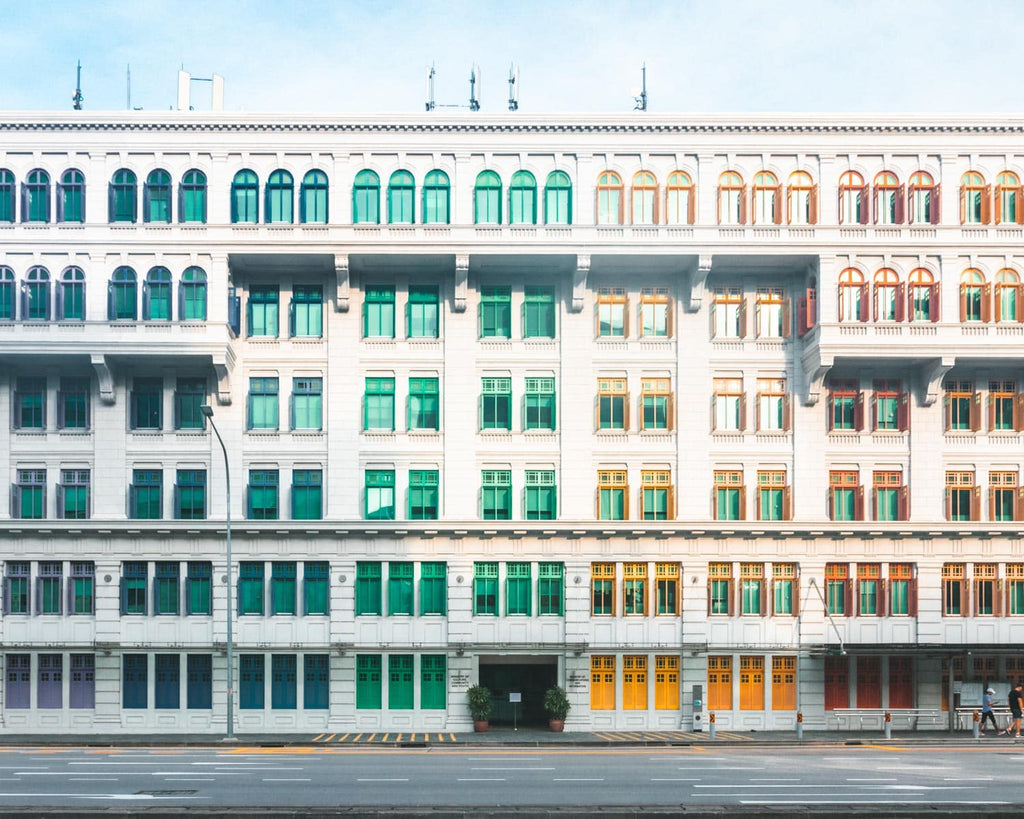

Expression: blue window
xmin=231 ymin=170 xmax=258 ymax=223
xmin=155 ymin=654 xmax=180 ymax=709
xmin=300 ymin=170 xmax=328 ymax=223
xmin=58 ymin=169 xmax=85 ymax=223
xmin=187 ymin=654 xmax=212 ymax=709
xmin=57 ymin=266 xmax=85 ymax=320
xmin=23 ymin=169 xmax=50 ymax=222
xmin=122 ymin=654 xmax=147 ymax=709
xmin=271 ymin=654 xmax=297 ymax=709
xmin=5 ymin=654 xmax=30 ymax=708
xmin=303 ymin=655 xmax=329 ymax=709
xmin=109 ymin=169 xmax=137 ymax=223
xmin=265 ymin=170 xmax=294 ymax=223
xmin=239 ymin=655 xmax=265 ymax=709
xmin=108 ymin=266 xmax=138 ymax=320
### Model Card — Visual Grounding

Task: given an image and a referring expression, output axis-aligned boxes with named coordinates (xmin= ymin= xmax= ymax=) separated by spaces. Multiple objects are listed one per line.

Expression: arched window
xmin=509 ymin=170 xmax=537 ymax=224
xmin=300 ymin=170 xmax=328 ymax=224
xmin=144 ymin=169 xmax=171 ymax=223
xmin=474 ymin=171 xmax=502 ymax=224
xmin=665 ymin=171 xmax=694 ymax=225
xmin=143 ymin=267 xmax=171 ymax=321
xmin=23 ymin=169 xmax=50 ymax=222
xmin=544 ymin=170 xmax=571 ymax=225
xmin=873 ymin=172 xmax=902 ymax=225
xmin=873 ymin=268 xmax=902 ymax=322
xmin=960 ymin=172 xmax=988 ymax=225
xmin=596 ymin=171 xmax=623 ymax=225
xmin=57 ymin=267 xmax=85 ymax=321
xmin=838 ymin=171 xmax=867 ymax=224
xmin=108 ymin=169 xmax=137 ymax=223
xmin=0 ymin=169 xmax=13 ymax=223
xmin=752 ymin=171 xmax=780 ymax=224
xmin=0 ymin=266 xmax=13 ymax=320
xmin=907 ymin=268 xmax=937 ymax=322
xmin=388 ymin=170 xmax=414 ymax=224
xmin=787 ymin=171 xmax=816 ymax=225
xmin=717 ymin=171 xmax=745 ymax=225
xmin=58 ymin=169 xmax=85 ymax=223
xmin=631 ymin=171 xmax=658 ymax=224
xmin=423 ymin=170 xmax=450 ymax=224
xmin=959 ymin=268 xmax=989 ymax=323
xmin=265 ymin=170 xmax=294 ymax=223
xmin=996 ymin=171 xmax=1022 ymax=225
xmin=995 ymin=268 xmax=1022 ymax=322
xmin=179 ymin=169 xmax=207 ymax=223
xmin=23 ymin=266 xmax=50 ymax=320
xmin=179 ymin=267 xmax=207 ymax=321
xmin=352 ymin=170 xmax=380 ymax=224
xmin=908 ymin=171 xmax=938 ymax=224
xmin=838 ymin=268 xmax=867 ymax=322
xmin=231 ymin=170 xmax=259 ymax=223
xmin=109 ymin=266 xmax=138 ymax=320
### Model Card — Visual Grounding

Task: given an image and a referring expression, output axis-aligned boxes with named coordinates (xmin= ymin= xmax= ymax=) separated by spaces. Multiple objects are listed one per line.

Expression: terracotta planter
xmin=548 ymin=719 xmax=565 ymax=732
xmin=473 ymin=720 xmax=490 ymax=733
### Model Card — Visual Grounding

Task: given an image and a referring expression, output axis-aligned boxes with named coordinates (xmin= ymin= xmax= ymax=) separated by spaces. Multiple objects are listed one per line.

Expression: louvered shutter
xmin=930 ymin=185 xmax=941 ymax=224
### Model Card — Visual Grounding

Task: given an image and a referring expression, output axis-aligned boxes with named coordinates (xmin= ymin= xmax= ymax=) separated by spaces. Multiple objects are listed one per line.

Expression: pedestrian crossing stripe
xmin=312 ymin=732 xmax=458 ymax=743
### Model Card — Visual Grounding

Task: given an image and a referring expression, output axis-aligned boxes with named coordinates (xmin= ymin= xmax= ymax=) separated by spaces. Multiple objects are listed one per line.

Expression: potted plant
xmin=544 ymin=685 xmax=571 ymax=732
xmin=466 ymin=684 xmax=492 ymax=732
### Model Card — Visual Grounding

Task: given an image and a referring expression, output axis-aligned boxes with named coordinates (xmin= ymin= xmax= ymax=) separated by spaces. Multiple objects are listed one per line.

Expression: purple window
xmin=37 ymin=654 xmax=62 ymax=708
xmin=5 ymin=654 xmax=30 ymax=708
xmin=69 ymin=654 xmax=94 ymax=708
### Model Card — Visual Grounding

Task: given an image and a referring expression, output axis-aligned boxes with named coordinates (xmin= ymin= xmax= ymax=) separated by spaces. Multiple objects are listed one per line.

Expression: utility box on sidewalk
xmin=692 ymin=684 xmax=703 ymax=731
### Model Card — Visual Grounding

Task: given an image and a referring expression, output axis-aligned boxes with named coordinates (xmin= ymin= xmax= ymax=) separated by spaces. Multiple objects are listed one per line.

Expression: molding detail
xmin=685 ymin=255 xmax=713 ymax=313
xmin=90 ymin=354 xmax=115 ymax=405
xmin=453 ymin=255 xmax=469 ymax=313
xmin=920 ymin=356 xmax=955 ymax=407
xmin=212 ymin=352 xmax=234 ymax=406
xmin=334 ymin=255 xmax=349 ymax=312
xmin=570 ymin=255 xmax=590 ymax=313
xmin=800 ymin=351 xmax=834 ymax=407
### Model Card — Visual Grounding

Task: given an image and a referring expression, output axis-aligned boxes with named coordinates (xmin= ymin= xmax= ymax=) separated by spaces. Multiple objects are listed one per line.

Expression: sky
xmin=1 ymin=0 xmax=1023 ymax=115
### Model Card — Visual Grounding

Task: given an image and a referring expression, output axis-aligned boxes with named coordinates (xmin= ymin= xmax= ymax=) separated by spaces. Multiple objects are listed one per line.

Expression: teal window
xmin=388 ymin=170 xmax=414 ymax=223
xmin=523 ymin=286 xmax=555 ymax=338
xmin=174 ymin=377 xmax=206 ymax=430
xmin=890 ymin=579 xmax=909 ymax=615
xmin=186 ymin=561 xmax=212 ymax=615
xmin=0 ymin=169 xmax=14 ymax=222
xmin=363 ymin=377 xmax=395 ymax=431
xmin=0 ymin=267 xmax=14 ymax=319
xmin=598 ymin=472 xmax=627 ymax=520
xmin=859 ymin=578 xmax=878 ymax=615
xmin=153 ymin=562 xmax=179 ymax=615
xmin=408 ymin=377 xmax=439 ymax=430
xmin=179 ymin=169 xmax=206 ymax=223
xmin=58 ymin=469 xmax=90 ymax=520
xmin=710 ymin=578 xmax=731 ymax=614
xmin=14 ymin=470 xmax=45 ymax=520
xmin=238 ymin=562 xmax=264 ymax=615
xmin=538 ymin=562 xmax=564 ymax=615
xmin=23 ymin=169 xmax=50 ymax=222
xmin=130 ymin=469 xmax=162 ymax=519
xmin=356 ymin=655 xmax=382 ymax=709
xmin=109 ymin=266 xmax=137 ymax=320
xmin=174 ymin=469 xmax=206 ymax=520
xmin=239 ymin=655 xmax=264 ymax=709
xmin=421 ymin=655 xmax=446 ymax=709
xmin=474 ymin=171 xmax=501 ymax=224
xmin=57 ymin=378 xmax=89 ymax=430
xmin=179 ymin=267 xmax=207 ymax=321
xmin=303 ymin=562 xmax=329 ymax=615
xmin=407 ymin=285 xmax=439 ymax=338
xmin=473 ymin=561 xmax=498 ymax=615
xmin=299 ymin=170 xmax=328 ymax=223
xmin=480 ymin=286 xmax=511 ymax=337
xmin=642 ymin=477 xmax=671 ymax=521
xmin=355 ymin=562 xmax=382 ymax=615
xmin=409 ymin=470 xmax=439 ymax=520
xmin=58 ymin=169 xmax=85 ymax=223
xmin=388 ymin=655 xmax=414 ymax=710
xmin=422 ymin=170 xmax=450 ymax=224
xmin=143 ymin=169 xmax=171 ymax=223
xmin=364 ymin=286 xmax=395 ymax=337
xmin=420 ymin=562 xmax=447 ymax=615
xmin=58 ymin=267 xmax=85 ymax=320
xmin=271 ymin=562 xmax=296 ymax=615
xmin=509 ymin=170 xmax=537 ymax=224
xmin=524 ymin=377 xmax=556 ymax=430
xmin=365 ymin=469 xmax=395 ymax=520
xmin=5 ymin=562 xmax=29 ymax=612
xmin=597 ymin=171 xmax=623 ymax=224
xmin=143 ymin=267 xmax=171 ymax=320
xmin=773 ymin=574 xmax=794 ymax=615
xmin=1009 ymin=579 xmax=1024 ymax=616
xmin=108 ymin=168 xmax=137 ymax=222
xmin=121 ymin=561 xmax=147 ymax=615
xmin=741 ymin=577 xmax=762 ymax=615
xmin=598 ymin=287 xmax=626 ymax=337
xmin=22 ymin=266 xmax=50 ymax=320
xmin=388 ymin=562 xmax=413 ymax=615
xmin=265 ymin=170 xmax=294 ymax=223
xmin=304 ymin=655 xmax=329 ymax=709
xmin=130 ymin=377 xmax=162 ymax=429
xmin=247 ymin=377 xmax=279 ymax=430
xmin=481 ymin=377 xmax=511 ymax=430
xmin=231 ymin=170 xmax=258 ymax=223
xmin=247 ymin=285 xmax=279 ymax=337
xmin=875 ymin=487 xmax=899 ymax=521
xmin=525 ymin=470 xmax=556 ymax=520
xmin=544 ymin=170 xmax=572 ymax=224
xmin=481 ymin=470 xmax=511 ymax=520
xmin=353 ymin=170 xmax=380 ymax=224
xmin=14 ymin=378 xmax=45 ymax=429
xmin=289 ymin=285 xmax=322 ymax=337
xmin=71 ymin=562 xmax=94 ymax=615
xmin=247 ymin=469 xmax=279 ymax=520
xmin=271 ymin=654 xmax=297 ymax=709
xmin=291 ymin=469 xmax=322 ymax=520
xmin=38 ymin=561 xmax=62 ymax=614
xmin=291 ymin=377 xmax=323 ymax=430
xmin=507 ymin=562 xmax=531 ymax=615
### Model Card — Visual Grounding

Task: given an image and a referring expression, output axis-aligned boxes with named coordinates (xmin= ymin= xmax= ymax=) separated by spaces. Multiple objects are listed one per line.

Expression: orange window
xmin=771 ymin=656 xmax=796 ymax=710
xmin=838 ymin=267 xmax=868 ymax=322
xmin=752 ymin=171 xmax=780 ymax=225
xmin=995 ymin=269 xmax=1023 ymax=322
xmin=873 ymin=171 xmax=902 ymax=225
xmin=739 ymin=656 xmax=764 ymax=710
xmin=654 ymin=655 xmax=679 ymax=710
xmin=622 ymin=655 xmax=648 ymax=710
xmin=717 ymin=171 xmax=745 ymax=225
xmin=665 ymin=171 xmax=694 ymax=225
xmin=590 ymin=655 xmax=615 ymax=710
xmin=631 ymin=171 xmax=658 ymax=225
xmin=707 ymin=655 xmax=732 ymax=710
xmin=838 ymin=170 xmax=867 ymax=224
xmin=960 ymin=171 xmax=989 ymax=224
xmin=596 ymin=171 xmax=624 ymax=225
xmin=996 ymin=171 xmax=1023 ymax=224
xmin=787 ymin=170 xmax=816 ymax=225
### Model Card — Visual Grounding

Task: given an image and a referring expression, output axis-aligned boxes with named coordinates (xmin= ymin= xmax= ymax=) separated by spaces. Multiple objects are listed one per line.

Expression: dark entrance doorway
xmin=479 ymin=656 xmax=557 ymax=727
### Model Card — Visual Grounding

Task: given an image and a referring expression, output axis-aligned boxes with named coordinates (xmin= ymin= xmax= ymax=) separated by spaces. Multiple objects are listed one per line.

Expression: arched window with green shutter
xmin=509 ymin=170 xmax=537 ymax=224
xmin=23 ymin=266 xmax=50 ymax=320
xmin=353 ymin=170 xmax=380 ymax=224
xmin=143 ymin=169 xmax=171 ymax=223
xmin=58 ymin=267 xmax=85 ymax=321
xmin=109 ymin=169 xmax=137 ymax=223
xmin=0 ymin=266 xmax=15 ymax=319
xmin=300 ymin=170 xmax=328 ymax=223
xmin=179 ymin=169 xmax=206 ymax=223
xmin=143 ymin=267 xmax=171 ymax=321
xmin=422 ymin=170 xmax=450 ymax=224
xmin=58 ymin=169 xmax=85 ymax=223
xmin=231 ymin=170 xmax=259 ymax=223
xmin=474 ymin=171 xmax=501 ymax=224
xmin=265 ymin=170 xmax=294 ymax=223
xmin=109 ymin=266 xmax=138 ymax=320
xmin=388 ymin=170 xmax=414 ymax=224
xmin=544 ymin=170 xmax=571 ymax=225
xmin=0 ymin=169 xmax=14 ymax=223
xmin=179 ymin=267 xmax=207 ymax=321
xmin=23 ymin=169 xmax=50 ymax=223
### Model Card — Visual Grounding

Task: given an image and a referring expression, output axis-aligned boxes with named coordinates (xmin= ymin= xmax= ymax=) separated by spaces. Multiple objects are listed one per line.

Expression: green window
xmin=0 ymin=170 xmax=12 ymax=223
xmin=247 ymin=470 xmax=279 ymax=520
xmin=304 ymin=562 xmax=329 ymax=615
xmin=480 ymin=286 xmax=511 ymax=338
xmin=130 ymin=469 xmax=162 ymax=519
xmin=355 ymin=655 xmax=382 ymax=709
xmin=271 ymin=562 xmax=297 ymax=615
xmin=741 ymin=580 xmax=761 ymax=615
xmin=409 ymin=469 xmax=439 ymax=520
xmin=58 ymin=169 xmax=85 ymax=223
xmin=180 ymin=169 xmax=206 ymax=223
xmin=265 ymin=169 xmax=294 ymax=223
xmin=144 ymin=169 xmax=171 ymax=222
xmin=247 ymin=286 xmax=279 ymax=337
xmin=388 ymin=170 xmax=414 ymax=223
xmin=506 ymin=562 xmax=531 ymax=615
xmin=154 ymin=562 xmax=179 ymax=615
xmin=474 ymin=170 xmax=501 ymax=224
xmin=538 ymin=562 xmax=564 ymax=615
xmin=421 ymin=655 xmax=446 ymax=709
xmin=388 ymin=655 xmax=414 ymax=710
xmin=186 ymin=562 xmax=212 ymax=615
xmin=299 ymin=170 xmax=328 ymax=223
xmin=292 ymin=469 xmax=322 ymax=520
xmin=353 ymin=170 xmax=380 ymax=224
xmin=890 ymin=579 xmax=909 ymax=615
xmin=524 ymin=377 xmax=556 ymax=430
xmin=544 ymin=170 xmax=572 ymax=225
xmin=58 ymin=267 xmax=85 ymax=320
xmin=109 ymin=266 xmax=137 ymax=320
xmin=364 ymin=377 xmax=395 ymax=430
xmin=524 ymin=286 xmax=555 ymax=338
xmin=859 ymin=578 xmax=878 ymax=615
xmin=291 ymin=377 xmax=323 ymax=430
xmin=598 ymin=472 xmax=627 ymax=520
xmin=58 ymin=469 xmax=89 ymax=520
xmin=238 ymin=562 xmax=264 ymax=615
xmin=473 ymin=561 xmax=498 ymax=615
xmin=109 ymin=168 xmax=137 ymax=222
xmin=174 ymin=470 xmax=206 ymax=520
xmin=5 ymin=562 xmax=29 ymax=612
xmin=24 ymin=169 xmax=50 ymax=222
xmin=364 ymin=286 xmax=395 ymax=338
xmin=179 ymin=267 xmax=207 ymax=320
xmin=875 ymin=488 xmax=899 ymax=521
xmin=231 ymin=170 xmax=259 ymax=223
xmin=174 ymin=378 xmax=206 ymax=430
xmin=289 ymin=285 xmax=322 ymax=337
xmin=57 ymin=378 xmax=89 ymax=430
xmin=247 ymin=377 xmax=279 ymax=430
xmin=38 ymin=562 xmax=62 ymax=614
xmin=509 ymin=170 xmax=537 ymax=224
xmin=144 ymin=267 xmax=171 ymax=320
xmin=832 ymin=488 xmax=857 ymax=521
xmin=774 ymin=578 xmax=793 ymax=615
xmin=365 ymin=469 xmax=395 ymax=520
xmin=1010 ymin=579 xmax=1024 ymax=615
xmin=355 ymin=563 xmax=382 ymax=615
xmin=407 ymin=285 xmax=439 ymax=338
xmin=710 ymin=579 xmax=730 ymax=614
xmin=420 ymin=562 xmax=447 ymax=615
xmin=525 ymin=470 xmax=556 ymax=520
xmin=71 ymin=561 xmax=94 ymax=615
xmin=121 ymin=561 xmax=147 ymax=614
xmin=0 ymin=267 xmax=11 ymax=320
xmin=481 ymin=470 xmax=511 ymax=520
xmin=14 ymin=378 xmax=45 ymax=430
xmin=716 ymin=485 xmax=741 ymax=520
xmin=24 ymin=266 xmax=50 ymax=320
xmin=388 ymin=562 xmax=414 ymax=615
xmin=481 ymin=377 xmax=511 ymax=430
xmin=423 ymin=170 xmax=450 ymax=224
xmin=408 ymin=377 xmax=439 ymax=430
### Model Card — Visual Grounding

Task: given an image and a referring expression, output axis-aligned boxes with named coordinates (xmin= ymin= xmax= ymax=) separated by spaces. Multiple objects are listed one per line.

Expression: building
xmin=0 ymin=111 xmax=1022 ymax=735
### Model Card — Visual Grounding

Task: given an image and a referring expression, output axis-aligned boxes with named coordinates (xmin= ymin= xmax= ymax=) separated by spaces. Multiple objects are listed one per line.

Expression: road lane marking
xmin=311 ymin=734 xmax=324 ymax=742
xmin=0 ymin=793 xmax=207 ymax=800
xmin=553 ymin=778 xmax=604 ymax=782
xmin=677 ymin=766 xmax=766 ymax=771
xmin=162 ymin=778 xmax=215 ymax=782
xmin=262 ymin=778 xmax=311 ymax=782
xmin=651 ymin=778 xmax=701 ymax=781
xmin=336 ymin=734 xmax=350 ymax=742
xmin=357 ymin=778 xmax=408 ymax=782
xmin=470 ymin=767 xmax=555 ymax=771
xmin=847 ymin=778 xmax=898 ymax=782
xmin=69 ymin=778 xmax=118 ymax=781
xmin=458 ymin=778 xmax=506 ymax=782
xmin=750 ymin=778 xmax=801 ymax=782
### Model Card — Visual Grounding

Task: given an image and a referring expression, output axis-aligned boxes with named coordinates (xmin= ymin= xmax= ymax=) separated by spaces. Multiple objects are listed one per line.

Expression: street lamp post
xmin=200 ymin=404 xmax=234 ymax=741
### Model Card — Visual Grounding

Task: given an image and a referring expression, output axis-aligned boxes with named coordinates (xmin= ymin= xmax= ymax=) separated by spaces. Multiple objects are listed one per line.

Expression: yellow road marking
xmin=352 ymin=733 xmax=363 ymax=742
xmin=409 ymin=733 xmax=415 ymax=742
xmin=449 ymin=733 xmax=456 ymax=742
xmin=381 ymin=733 xmax=390 ymax=742
xmin=367 ymin=733 xmax=377 ymax=742
xmin=396 ymin=733 xmax=403 ymax=742
xmin=336 ymin=733 xmax=349 ymax=743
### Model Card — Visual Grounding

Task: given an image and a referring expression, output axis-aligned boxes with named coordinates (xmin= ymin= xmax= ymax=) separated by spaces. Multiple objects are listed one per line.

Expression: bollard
xmin=797 ymin=710 xmax=804 ymax=741
xmin=884 ymin=710 xmax=892 ymax=740
xmin=973 ymin=710 xmax=980 ymax=739
xmin=709 ymin=711 xmax=716 ymax=741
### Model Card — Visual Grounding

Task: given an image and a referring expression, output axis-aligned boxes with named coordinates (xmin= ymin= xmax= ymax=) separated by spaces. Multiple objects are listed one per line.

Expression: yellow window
xmin=622 ymin=655 xmax=648 ymax=710
xmin=771 ymin=656 xmax=796 ymax=710
xmin=739 ymin=656 xmax=764 ymax=710
xmin=590 ymin=655 xmax=615 ymax=710
xmin=707 ymin=655 xmax=732 ymax=710
xmin=654 ymin=655 xmax=679 ymax=710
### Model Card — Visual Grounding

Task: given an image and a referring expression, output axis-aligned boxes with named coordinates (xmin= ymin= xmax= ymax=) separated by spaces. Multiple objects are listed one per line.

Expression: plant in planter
xmin=466 ymin=684 xmax=492 ymax=732
xmin=543 ymin=685 xmax=571 ymax=732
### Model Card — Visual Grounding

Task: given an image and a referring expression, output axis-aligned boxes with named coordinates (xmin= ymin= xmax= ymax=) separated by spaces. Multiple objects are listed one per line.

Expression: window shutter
xmin=930 ymin=283 xmax=941 ymax=322
xmin=930 ymin=185 xmax=941 ymax=224
xmin=943 ymin=393 xmax=951 ymax=431
xmin=653 ymin=185 xmax=661 ymax=224
xmin=738 ymin=296 xmax=747 ymax=338
xmin=908 ymin=576 xmax=918 ymax=616
xmin=738 ymin=486 xmax=746 ymax=520
xmin=872 ymin=284 xmax=880 ymax=322
xmin=773 ymin=185 xmax=783 ymax=224
xmin=738 ymin=392 xmax=746 ymax=431
xmin=622 ymin=303 xmax=629 ymax=338
xmin=792 ymin=575 xmax=801 ymax=615
xmin=970 ymin=392 xmax=982 ymax=431
xmin=760 ymin=577 xmax=768 ymax=616
xmin=666 ymin=299 xmax=674 ymax=337
xmin=711 ymin=488 xmax=719 ymax=520
xmin=982 ymin=185 xmax=992 ymax=224
xmin=995 ymin=185 xmax=1004 ymax=223
xmin=1017 ymin=487 xmax=1024 ymax=521
xmin=971 ymin=486 xmax=981 ymax=521
xmin=854 ymin=391 xmax=864 ymax=431
xmin=858 ymin=283 xmax=869 ymax=322
xmin=982 ymin=283 xmax=992 ymax=323
xmin=716 ymin=185 xmax=723 ymax=223
xmin=870 ymin=391 xmax=878 ymax=430
xmin=783 ymin=485 xmax=792 ymax=521
xmin=959 ymin=285 xmax=967 ymax=322
xmin=667 ymin=395 xmax=674 ymax=431
xmin=859 ymin=184 xmax=870 ymax=224
xmin=624 ymin=394 xmax=630 ymax=431
xmin=871 ymin=487 xmax=878 ymax=521
xmin=623 ymin=487 xmax=629 ymax=520
xmin=617 ymin=188 xmax=624 ymax=225
xmin=899 ymin=486 xmax=909 ymax=521
xmin=895 ymin=184 xmax=905 ymax=223
xmin=782 ymin=394 xmax=791 ymax=431
xmin=878 ymin=575 xmax=888 ymax=616
xmin=989 ymin=486 xmax=997 ymax=522
xmin=895 ymin=283 xmax=906 ymax=321
xmin=687 ymin=187 xmax=696 ymax=224
xmin=1018 ymin=188 xmax=1024 ymax=224
xmin=898 ymin=391 xmax=910 ymax=431
xmin=1017 ymin=284 xmax=1024 ymax=322
xmin=809 ymin=184 xmax=818 ymax=224
xmin=739 ymin=185 xmax=748 ymax=224
xmin=844 ymin=577 xmax=854 ymax=616
xmin=781 ymin=298 xmax=791 ymax=338
xmin=987 ymin=395 xmax=996 ymax=432
xmin=828 ymin=488 xmax=835 ymax=520
xmin=755 ymin=396 xmax=761 ymax=432
xmin=995 ymin=579 xmax=1004 ymax=617
xmin=827 ymin=394 xmax=835 ymax=432
xmin=706 ymin=579 xmax=713 ymax=616
xmin=944 ymin=487 xmax=952 ymax=521
xmin=1015 ymin=393 xmax=1024 ymax=432
xmin=959 ymin=186 xmax=967 ymax=224
xmin=855 ymin=486 xmax=865 ymax=520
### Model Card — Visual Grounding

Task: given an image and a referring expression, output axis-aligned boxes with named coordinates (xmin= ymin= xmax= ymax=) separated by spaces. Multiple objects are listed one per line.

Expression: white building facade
xmin=0 ymin=112 xmax=1022 ymax=734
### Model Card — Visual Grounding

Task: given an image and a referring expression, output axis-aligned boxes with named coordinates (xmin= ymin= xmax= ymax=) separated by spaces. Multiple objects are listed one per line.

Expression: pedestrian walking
xmin=1003 ymin=683 xmax=1023 ymax=737
xmin=980 ymin=687 xmax=998 ymax=734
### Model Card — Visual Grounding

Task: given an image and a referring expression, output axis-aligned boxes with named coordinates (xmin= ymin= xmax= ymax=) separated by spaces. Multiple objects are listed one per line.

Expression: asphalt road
xmin=0 ymin=743 xmax=1014 ymax=813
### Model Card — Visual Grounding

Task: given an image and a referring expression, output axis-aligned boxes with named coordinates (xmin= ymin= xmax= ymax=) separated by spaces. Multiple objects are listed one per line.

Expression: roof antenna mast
xmin=72 ymin=61 xmax=83 ymax=110
xmin=425 ymin=64 xmax=436 ymax=112
xmin=633 ymin=62 xmax=648 ymax=111
xmin=507 ymin=64 xmax=519 ymax=112
xmin=469 ymin=64 xmax=481 ymax=112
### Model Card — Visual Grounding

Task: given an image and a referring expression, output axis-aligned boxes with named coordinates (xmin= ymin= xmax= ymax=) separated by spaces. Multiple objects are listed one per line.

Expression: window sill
xmin=596 ymin=429 xmax=628 ymax=437
xmin=246 ymin=430 xmax=280 ymax=437
xmin=638 ymin=429 xmax=674 ymax=436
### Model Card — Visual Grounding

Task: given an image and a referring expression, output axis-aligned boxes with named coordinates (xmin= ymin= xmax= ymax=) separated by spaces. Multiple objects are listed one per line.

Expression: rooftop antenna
xmin=425 ymin=64 xmax=436 ymax=112
xmin=507 ymin=63 xmax=519 ymax=112
xmin=633 ymin=62 xmax=648 ymax=112
xmin=72 ymin=60 xmax=83 ymax=110
xmin=423 ymin=64 xmax=482 ymax=112
xmin=126 ymin=64 xmax=131 ymax=110
xmin=469 ymin=64 xmax=480 ymax=112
